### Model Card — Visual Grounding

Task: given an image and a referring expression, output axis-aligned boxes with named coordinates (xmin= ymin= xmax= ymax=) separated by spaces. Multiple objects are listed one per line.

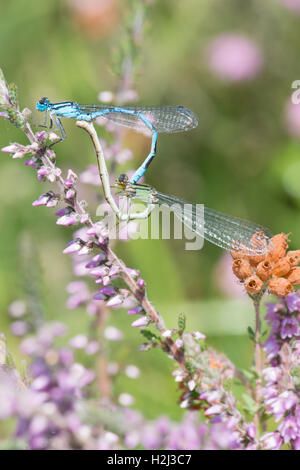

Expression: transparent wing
xmin=78 ymin=104 xmax=198 ymax=134
xmin=155 ymin=192 xmax=272 ymax=256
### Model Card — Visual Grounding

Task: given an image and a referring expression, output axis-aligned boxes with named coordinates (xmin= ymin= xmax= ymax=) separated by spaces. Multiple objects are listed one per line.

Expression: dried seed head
xmin=271 ymin=257 xmax=291 ymax=277
xmin=232 ymin=259 xmax=253 ymax=280
xmin=286 ymin=250 xmax=300 ymax=267
xmin=256 ymin=260 xmax=273 ymax=281
xmin=268 ymin=233 xmax=289 ymax=262
xmin=244 ymin=275 xmax=263 ymax=295
xmin=285 ymin=267 xmax=300 ymax=286
xmin=268 ymin=277 xmax=293 ymax=297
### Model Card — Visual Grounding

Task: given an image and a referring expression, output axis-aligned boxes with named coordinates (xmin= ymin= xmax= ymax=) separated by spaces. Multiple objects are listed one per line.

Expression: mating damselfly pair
xmin=115 ymin=175 xmax=273 ymax=256
xmin=36 ymin=97 xmax=272 ymax=256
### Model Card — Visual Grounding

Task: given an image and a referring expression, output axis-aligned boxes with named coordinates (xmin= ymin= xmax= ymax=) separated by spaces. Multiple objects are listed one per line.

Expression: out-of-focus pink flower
xmin=205 ymin=34 xmax=263 ymax=82
xmin=104 ymin=326 xmax=123 ymax=341
xmin=69 ymin=0 xmax=119 ymax=38
xmin=285 ymin=100 xmax=300 ymax=137
xmin=278 ymin=0 xmax=300 ymax=12
xmin=118 ymin=393 xmax=134 ymax=406
xmin=213 ymin=253 xmax=245 ymax=297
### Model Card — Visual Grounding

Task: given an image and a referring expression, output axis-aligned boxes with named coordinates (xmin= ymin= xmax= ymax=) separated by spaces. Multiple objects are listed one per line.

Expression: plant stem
xmin=254 ymin=299 xmax=262 ymax=434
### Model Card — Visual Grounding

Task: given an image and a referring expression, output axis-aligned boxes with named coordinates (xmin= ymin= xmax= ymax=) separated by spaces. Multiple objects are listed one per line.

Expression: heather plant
xmin=1 ymin=1 xmax=300 ymax=452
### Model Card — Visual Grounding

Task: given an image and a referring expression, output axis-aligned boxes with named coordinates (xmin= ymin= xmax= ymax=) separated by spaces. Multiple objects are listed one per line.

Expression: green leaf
xmin=140 ymin=328 xmax=160 ymax=342
xmin=8 ymin=83 xmax=18 ymax=107
xmin=178 ymin=312 xmax=186 ymax=333
xmin=247 ymin=326 xmax=255 ymax=341
xmin=240 ymin=368 xmax=255 ymax=381
xmin=242 ymin=393 xmax=257 ymax=412
xmin=185 ymin=361 xmax=196 ymax=375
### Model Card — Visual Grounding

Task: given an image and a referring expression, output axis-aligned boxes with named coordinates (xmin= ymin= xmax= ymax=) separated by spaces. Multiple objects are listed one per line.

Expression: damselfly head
xmin=36 ymin=97 xmax=50 ymax=112
xmin=116 ymin=174 xmax=129 ymax=189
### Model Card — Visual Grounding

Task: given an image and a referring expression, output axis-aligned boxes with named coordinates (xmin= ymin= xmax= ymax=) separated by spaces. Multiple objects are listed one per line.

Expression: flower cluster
xmin=169 ymin=331 xmax=257 ymax=448
xmin=0 ymin=343 xmax=241 ymax=450
xmin=259 ymin=293 xmax=300 ymax=449
xmin=232 ymin=233 xmax=300 ymax=297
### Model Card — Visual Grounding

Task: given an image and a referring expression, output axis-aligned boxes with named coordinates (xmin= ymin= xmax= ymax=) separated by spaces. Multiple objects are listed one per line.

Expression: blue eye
xmin=36 ymin=97 xmax=49 ymax=111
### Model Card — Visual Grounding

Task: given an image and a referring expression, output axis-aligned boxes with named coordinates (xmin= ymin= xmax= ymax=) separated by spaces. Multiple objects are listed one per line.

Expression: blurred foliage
xmin=0 ymin=0 xmax=300 ymax=421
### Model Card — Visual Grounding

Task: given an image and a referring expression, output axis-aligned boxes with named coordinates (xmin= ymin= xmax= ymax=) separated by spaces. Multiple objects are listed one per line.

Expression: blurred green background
xmin=0 ymin=0 xmax=300 ymax=422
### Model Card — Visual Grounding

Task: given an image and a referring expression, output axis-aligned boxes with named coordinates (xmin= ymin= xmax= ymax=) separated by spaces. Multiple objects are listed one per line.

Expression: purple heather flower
xmin=106 ymin=294 xmax=123 ymax=308
xmin=137 ymin=278 xmax=145 ymax=288
xmin=93 ymin=292 xmax=105 ymax=301
xmin=90 ymin=266 xmax=109 ymax=277
xmin=29 ymin=414 xmax=49 ymax=436
xmin=24 ymin=157 xmax=38 ymax=167
xmin=31 ymin=375 xmax=51 ymax=392
xmin=1 ymin=144 xmax=20 ymax=153
xmin=131 ymin=316 xmax=149 ymax=328
xmin=80 ymin=165 xmax=101 ymax=186
xmin=85 ymin=341 xmax=100 ymax=355
xmin=188 ymin=380 xmax=196 ymax=391
xmin=260 ymin=432 xmax=282 ymax=450
xmin=204 ymin=404 xmax=224 ymax=416
xmin=246 ymin=423 xmax=256 ymax=440
xmin=65 ymin=188 xmax=76 ymax=200
xmin=35 ymin=131 xmax=47 ymax=141
xmin=65 ymin=179 xmax=74 ymax=188
xmin=278 ymin=415 xmax=299 ymax=443
xmin=286 ymin=293 xmax=300 ymax=313
xmin=98 ymin=90 xmax=114 ymax=103
xmin=37 ymin=166 xmax=49 ymax=177
xmin=125 ymin=365 xmax=140 ymax=379
xmin=205 ymin=33 xmax=263 ymax=82
xmin=77 ymin=244 xmax=93 ymax=256
xmin=8 ymin=300 xmax=26 ymax=318
xmin=266 ymin=391 xmax=297 ymax=421
xmin=175 ymin=338 xmax=183 ymax=348
xmin=69 ymin=334 xmax=88 ymax=349
xmin=108 ymin=265 xmax=119 ymax=277
xmin=263 ymin=367 xmax=281 ymax=384
xmin=264 ymin=334 xmax=280 ymax=358
xmin=10 ymin=321 xmax=29 ymax=336
xmin=127 ymin=305 xmax=144 ymax=315
xmin=294 ymin=437 xmax=300 ymax=449
xmin=98 ymin=286 xmax=116 ymax=297
xmin=80 ymin=213 xmax=89 ymax=224
xmin=67 ymin=289 xmax=91 ymax=309
xmin=209 ymin=422 xmax=240 ymax=450
xmin=141 ymin=423 xmax=164 ymax=449
xmin=29 ymin=435 xmax=48 ymax=450
xmin=37 ymin=323 xmax=67 ymax=346
xmin=85 ymin=255 xmax=105 ymax=269
xmin=59 ymin=348 xmax=74 ymax=367
xmin=193 ymin=331 xmax=206 ymax=340
xmin=200 ymin=390 xmax=222 ymax=404
xmin=118 ymin=393 xmax=134 ymax=407
xmin=56 ymin=213 xmax=78 ymax=226
xmin=104 ymin=326 xmax=123 ymax=341
xmin=20 ymin=336 xmax=41 ymax=356
xmin=280 ymin=316 xmax=299 ymax=339
xmin=63 ymin=239 xmax=83 ymax=254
